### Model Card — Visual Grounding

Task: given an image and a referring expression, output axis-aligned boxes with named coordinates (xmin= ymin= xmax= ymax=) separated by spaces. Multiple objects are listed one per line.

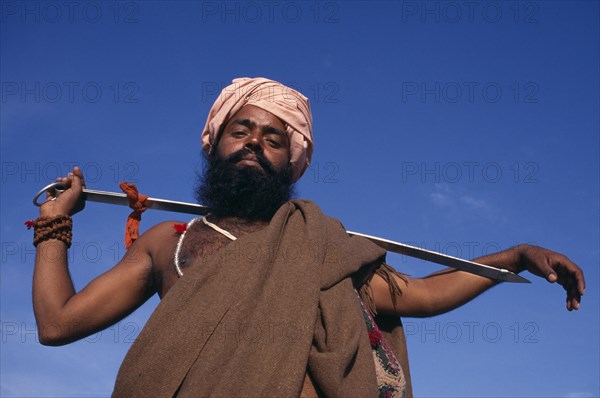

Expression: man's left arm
xmin=370 ymin=244 xmax=585 ymax=318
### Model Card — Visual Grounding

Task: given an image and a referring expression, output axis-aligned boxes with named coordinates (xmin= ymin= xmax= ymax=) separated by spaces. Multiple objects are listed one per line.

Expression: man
xmin=32 ymin=78 xmax=585 ymax=397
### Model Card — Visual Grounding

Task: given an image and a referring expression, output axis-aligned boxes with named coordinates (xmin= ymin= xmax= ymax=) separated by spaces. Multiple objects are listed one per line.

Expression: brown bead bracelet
xmin=32 ymin=215 xmax=73 ymax=248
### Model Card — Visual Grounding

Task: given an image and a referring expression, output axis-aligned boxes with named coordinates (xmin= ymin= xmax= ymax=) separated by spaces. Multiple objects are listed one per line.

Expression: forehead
xmin=224 ymin=105 xmax=286 ymax=131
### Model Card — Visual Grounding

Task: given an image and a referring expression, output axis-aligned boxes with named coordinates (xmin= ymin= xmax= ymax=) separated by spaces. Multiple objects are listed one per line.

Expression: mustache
xmin=226 ymin=148 xmax=276 ymax=174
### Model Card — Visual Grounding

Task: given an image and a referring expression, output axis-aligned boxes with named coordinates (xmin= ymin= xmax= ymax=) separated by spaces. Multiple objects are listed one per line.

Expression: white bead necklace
xmin=174 ymin=215 xmax=237 ymax=277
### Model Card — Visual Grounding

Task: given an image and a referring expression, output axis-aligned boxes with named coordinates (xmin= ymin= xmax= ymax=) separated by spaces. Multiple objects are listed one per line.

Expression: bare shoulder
xmin=135 ymin=220 xmax=188 ymax=297
xmin=139 ymin=220 xmax=184 ymax=242
xmin=136 ymin=220 xmax=184 ymax=260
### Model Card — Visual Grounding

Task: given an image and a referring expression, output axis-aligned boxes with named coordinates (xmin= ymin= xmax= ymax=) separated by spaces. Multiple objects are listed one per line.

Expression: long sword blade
xmin=347 ymin=231 xmax=530 ymax=283
xmin=33 ymin=183 xmax=529 ymax=283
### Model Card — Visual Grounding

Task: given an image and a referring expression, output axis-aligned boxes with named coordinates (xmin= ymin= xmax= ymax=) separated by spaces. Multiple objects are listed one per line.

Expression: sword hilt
xmin=33 ymin=182 xmax=209 ymax=215
xmin=32 ymin=182 xmax=68 ymax=207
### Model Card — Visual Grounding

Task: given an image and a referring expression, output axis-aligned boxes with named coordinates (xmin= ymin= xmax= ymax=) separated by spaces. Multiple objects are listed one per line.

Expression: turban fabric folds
xmin=201 ymin=77 xmax=314 ymax=182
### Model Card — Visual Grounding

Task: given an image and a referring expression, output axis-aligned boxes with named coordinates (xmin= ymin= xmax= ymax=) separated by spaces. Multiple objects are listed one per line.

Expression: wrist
xmin=508 ymin=245 xmax=528 ymax=274
xmin=39 ymin=205 xmax=69 ymax=218
xmin=32 ymin=215 xmax=73 ymax=249
xmin=40 ymin=211 xmax=69 ymax=218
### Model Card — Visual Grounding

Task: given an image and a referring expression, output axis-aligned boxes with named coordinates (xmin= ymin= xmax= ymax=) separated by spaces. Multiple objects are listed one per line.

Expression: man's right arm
xmin=33 ymin=236 xmax=156 ymax=345
xmin=32 ymin=167 xmax=158 ymax=346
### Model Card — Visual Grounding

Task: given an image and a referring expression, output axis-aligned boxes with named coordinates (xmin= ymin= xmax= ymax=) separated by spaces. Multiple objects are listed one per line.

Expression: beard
xmin=195 ymin=148 xmax=295 ymax=221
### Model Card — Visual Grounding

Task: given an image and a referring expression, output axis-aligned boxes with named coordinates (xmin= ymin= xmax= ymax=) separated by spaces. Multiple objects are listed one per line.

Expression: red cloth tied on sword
xmin=119 ymin=182 xmax=149 ymax=249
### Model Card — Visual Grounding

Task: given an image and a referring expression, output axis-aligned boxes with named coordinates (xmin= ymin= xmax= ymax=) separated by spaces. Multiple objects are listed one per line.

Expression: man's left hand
xmin=514 ymin=244 xmax=585 ymax=311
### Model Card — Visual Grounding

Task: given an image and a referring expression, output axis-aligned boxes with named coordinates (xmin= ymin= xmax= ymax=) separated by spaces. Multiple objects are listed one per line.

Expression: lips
xmin=227 ymin=149 xmax=275 ymax=174
xmin=236 ymin=156 xmax=262 ymax=167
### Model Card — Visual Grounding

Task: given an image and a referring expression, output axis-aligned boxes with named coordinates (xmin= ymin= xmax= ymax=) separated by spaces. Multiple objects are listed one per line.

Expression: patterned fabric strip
xmin=356 ymin=290 xmax=406 ymax=398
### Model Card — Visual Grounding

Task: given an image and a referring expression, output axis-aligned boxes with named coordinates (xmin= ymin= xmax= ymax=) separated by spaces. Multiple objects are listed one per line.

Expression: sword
xmin=346 ymin=231 xmax=528 ymax=283
xmin=33 ymin=182 xmax=530 ymax=283
xmin=33 ymin=182 xmax=209 ymax=215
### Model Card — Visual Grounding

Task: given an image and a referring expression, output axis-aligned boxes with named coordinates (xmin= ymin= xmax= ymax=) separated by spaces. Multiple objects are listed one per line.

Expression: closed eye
xmin=266 ymin=138 xmax=282 ymax=148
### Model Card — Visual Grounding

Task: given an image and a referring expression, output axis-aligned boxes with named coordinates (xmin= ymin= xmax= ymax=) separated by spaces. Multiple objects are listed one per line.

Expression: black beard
xmin=195 ymin=148 xmax=295 ymax=221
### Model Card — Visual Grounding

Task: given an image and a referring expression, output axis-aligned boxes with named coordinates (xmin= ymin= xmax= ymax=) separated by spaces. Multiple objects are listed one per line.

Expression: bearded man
xmin=32 ymin=78 xmax=585 ymax=398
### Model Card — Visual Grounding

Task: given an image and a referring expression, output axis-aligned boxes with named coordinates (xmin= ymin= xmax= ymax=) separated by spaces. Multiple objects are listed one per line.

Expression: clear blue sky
xmin=1 ymin=1 xmax=598 ymax=397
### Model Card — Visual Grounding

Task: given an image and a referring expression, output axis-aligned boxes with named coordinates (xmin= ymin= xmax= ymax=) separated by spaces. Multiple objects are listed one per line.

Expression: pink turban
xmin=201 ymin=77 xmax=314 ymax=182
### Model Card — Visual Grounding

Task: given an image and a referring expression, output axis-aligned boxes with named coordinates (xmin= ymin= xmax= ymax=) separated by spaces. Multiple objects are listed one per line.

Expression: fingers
xmin=564 ymin=278 xmax=581 ymax=311
xmin=52 ymin=167 xmax=85 ymax=191
xmin=43 ymin=190 xmax=58 ymax=202
xmin=73 ymin=166 xmax=86 ymax=188
xmin=522 ymin=245 xmax=585 ymax=312
xmin=567 ymin=294 xmax=581 ymax=311
xmin=73 ymin=165 xmax=84 ymax=179
xmin=574 ymin=262 xmax=586 ymax=296
xmin=556 ymin=256 xmax=585 ymax=292
xmin=539 ymin=257 xmax=558 ymax=283
xmin=45 ymin=167 xmax=85 ymax=207
xmin=55 ymin=176 xmax=72 ymax=188
xmin=553 ymin=256 xmax=584 ymax=311
xmin=71 ymin=167 xmax=83 ymax=192
xmin=39 ymin=167 xmax=86 ymax=217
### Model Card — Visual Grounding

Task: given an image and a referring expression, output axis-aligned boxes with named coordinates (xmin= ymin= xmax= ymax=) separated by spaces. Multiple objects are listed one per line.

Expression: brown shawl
xmin=113 ymin=200 xmax=412 ymax=397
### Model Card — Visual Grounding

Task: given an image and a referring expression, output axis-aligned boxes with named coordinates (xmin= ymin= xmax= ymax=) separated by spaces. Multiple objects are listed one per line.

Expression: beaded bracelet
xmin=32 ymin=215 xmax=73 ymax=248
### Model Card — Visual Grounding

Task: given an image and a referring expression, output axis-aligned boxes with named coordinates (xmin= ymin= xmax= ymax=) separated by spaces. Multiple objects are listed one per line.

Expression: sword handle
xmin=32 ymin=182 xmax=68 ymax=207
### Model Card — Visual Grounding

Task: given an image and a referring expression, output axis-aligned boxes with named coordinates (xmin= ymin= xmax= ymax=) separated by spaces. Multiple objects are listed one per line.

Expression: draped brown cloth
xmin=113 ymin=200 xmax=412 ymax=397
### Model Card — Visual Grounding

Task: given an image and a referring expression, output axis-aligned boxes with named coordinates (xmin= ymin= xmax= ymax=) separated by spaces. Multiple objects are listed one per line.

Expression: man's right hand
xmin=40 ymin=166 xmax=86 ymax=217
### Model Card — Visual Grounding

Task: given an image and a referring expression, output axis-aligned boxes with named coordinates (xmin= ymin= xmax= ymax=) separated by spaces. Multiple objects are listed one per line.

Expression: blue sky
xmin=1 ymin=1 xmax=598 ymax=397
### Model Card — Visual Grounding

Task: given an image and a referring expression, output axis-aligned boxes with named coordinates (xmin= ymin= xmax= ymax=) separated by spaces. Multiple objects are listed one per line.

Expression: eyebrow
xmin=233 ymin=119 xmax=287 ymax=141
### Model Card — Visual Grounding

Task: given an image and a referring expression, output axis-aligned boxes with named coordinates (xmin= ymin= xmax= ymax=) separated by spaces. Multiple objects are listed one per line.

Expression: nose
xmin=244 ymin=132 xmax=263 ymax=152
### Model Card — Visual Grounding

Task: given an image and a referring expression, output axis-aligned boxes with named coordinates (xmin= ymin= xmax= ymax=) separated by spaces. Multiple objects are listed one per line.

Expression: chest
xmin=155 ymin=219 xmax=266 ymax=297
